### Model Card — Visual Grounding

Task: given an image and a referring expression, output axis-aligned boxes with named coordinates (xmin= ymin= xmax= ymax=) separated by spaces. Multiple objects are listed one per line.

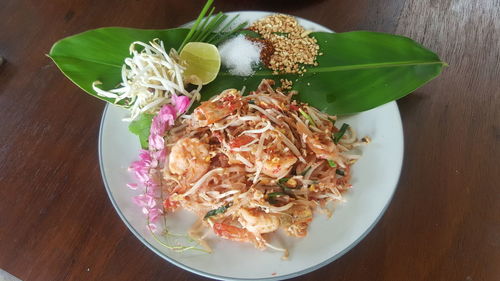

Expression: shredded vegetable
xmin=93 ymin=39 xmax=200 ymax=121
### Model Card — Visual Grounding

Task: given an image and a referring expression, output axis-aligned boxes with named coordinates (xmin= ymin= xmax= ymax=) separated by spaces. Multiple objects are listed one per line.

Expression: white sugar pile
xmin=218 ymin=35 xmax=262 ymax=76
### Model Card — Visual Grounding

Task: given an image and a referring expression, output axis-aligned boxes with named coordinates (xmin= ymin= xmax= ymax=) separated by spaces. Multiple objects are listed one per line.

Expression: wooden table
xmin=1 ymin=0 xmax=498 ymax=280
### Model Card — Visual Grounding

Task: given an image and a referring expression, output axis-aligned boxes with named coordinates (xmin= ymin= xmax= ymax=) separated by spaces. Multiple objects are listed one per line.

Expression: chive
xmin=278 ymin=177 xmax=289 ymax=185
xmin=190 ymin=7 xmax=216 ymax=43
xmin=203 ymin=204 xmax=230 ymax=219
xmin=333 ymin=123 xmax=349 ymax=144
xmin=237 ymin=29 xmax=261 ymax=39
xmin=273 ymin=32 xmax=288 ymax=37
xmin=179 ymin=0 xmax=214 ymax=51
xmin=336 ymin=169 xmax=345 ymax=176
xmin=206 ymin=13 xmax=240 ymax=44
xmin=179 ymin=1 xmax=248 ymax=51
xmin=268 ymin=192 xmax=287 ymax=199
xmin=298 ymin=108 xmax=316 ymax=127
xmin=212 ymin=21 xmax=248 ymax=45
xmin=327 ymin=160 xmax=337 ymax=167
xmin=276 ymin=178 xmax=297 ymax=197
xmin=267 ymin=191 xmax=287 ymax=204
xmin=276 ymin=178 xmax=288 ymax=189
xmin=199 ymin=13 xmax=227 ymax=43
xmin=328 ymin=117 xmax=336 ymax=126
xmin=300 ymin=166 xmax=311 ymax=176
xmin=197 ymin=12 xmax=223 ymax=40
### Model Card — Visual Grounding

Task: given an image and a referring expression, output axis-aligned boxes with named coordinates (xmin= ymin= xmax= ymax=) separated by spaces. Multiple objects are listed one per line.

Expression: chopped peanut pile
xmin=249 ymin=14 xmax=320 ymax=74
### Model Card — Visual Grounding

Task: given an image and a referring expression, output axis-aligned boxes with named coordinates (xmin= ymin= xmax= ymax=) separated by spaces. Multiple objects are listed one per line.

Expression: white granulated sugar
xmin=218 ymin=35 xmax=262 ymax=76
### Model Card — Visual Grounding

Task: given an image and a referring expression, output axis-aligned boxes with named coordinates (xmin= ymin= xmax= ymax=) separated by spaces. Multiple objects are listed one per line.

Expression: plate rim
xmin=98 ymin=10 xmax=405 ymax=281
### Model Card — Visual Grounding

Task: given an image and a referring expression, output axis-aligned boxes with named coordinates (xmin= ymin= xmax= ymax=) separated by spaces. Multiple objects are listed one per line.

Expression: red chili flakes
xmin=246 ymin=35 xmax=275 ymax=66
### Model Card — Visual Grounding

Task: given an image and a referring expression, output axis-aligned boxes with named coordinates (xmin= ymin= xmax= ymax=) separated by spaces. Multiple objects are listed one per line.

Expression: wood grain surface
xmin=0 ymin=0 xmax=498 ymax=280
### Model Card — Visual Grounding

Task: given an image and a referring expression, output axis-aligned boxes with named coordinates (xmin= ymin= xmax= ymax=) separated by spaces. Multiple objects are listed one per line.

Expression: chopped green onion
xmin=204 ymin=204 xmax=230 ymax=219
xmin=276 ymin=177 xmax=289 ymax=190
xmin=333 ymin=123 xmax=349 ymax=144
xmin=268 ymin=192 xmax=287 ymax=199
xmin=336 ymin=169 xmax=345 ymax=176
xmin=328 ymin=117 xmax=336 ymax=126
xmin=278 ymin=177 xmax=289 ymax=185
xmin=327 ymin=160 xmax=337 ymax=167
xmin=267 ymin=191 xmax=288 ymax=204
xmin=298 ymin=108 xmax=316 ymax=127
xmin=276 ymin=178 xmax=297 ymax=197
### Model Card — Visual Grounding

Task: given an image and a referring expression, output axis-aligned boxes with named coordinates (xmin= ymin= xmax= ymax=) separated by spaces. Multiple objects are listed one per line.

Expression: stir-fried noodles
xmin=160 ymin=79 xmax=368 ymax=256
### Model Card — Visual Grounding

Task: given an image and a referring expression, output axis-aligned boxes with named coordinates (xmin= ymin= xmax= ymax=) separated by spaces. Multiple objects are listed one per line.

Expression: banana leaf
xmin=49 ymin=27 xmax=446 ymax=114
xmin=205 ymin=31 xmax=446 ymax=114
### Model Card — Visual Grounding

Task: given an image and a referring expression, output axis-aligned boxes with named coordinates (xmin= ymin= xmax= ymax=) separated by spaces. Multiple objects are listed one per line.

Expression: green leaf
xmin=48 ymin=27 xmax=190 ymax=104
xmin=202 ymin=31 xmax=446 ymax=114
xmin=49 ymin=28 xmax=445 ymax=116
xmin=128 ymin=113 xmax=154 ymax=149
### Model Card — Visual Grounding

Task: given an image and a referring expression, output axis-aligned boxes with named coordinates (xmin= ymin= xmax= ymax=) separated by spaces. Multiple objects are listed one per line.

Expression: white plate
xmin=99 ymin=11 xmax=404 ymax=281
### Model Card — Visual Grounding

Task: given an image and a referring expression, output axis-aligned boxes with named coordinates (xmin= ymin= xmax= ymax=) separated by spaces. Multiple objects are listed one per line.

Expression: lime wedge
xmin=180 ymin=42 xmax=221 ymax=85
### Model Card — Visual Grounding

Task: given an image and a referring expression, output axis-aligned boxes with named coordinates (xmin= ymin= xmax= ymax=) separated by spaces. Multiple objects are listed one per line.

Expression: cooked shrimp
xmin=296 ymin=119 xmax=340 ymax=161
xmin=238 ymin=208 xmax=280 ymax=234
xmin=261 ymin=153 xmax=297 ymax=178
xmin=212 ymin=222 xmax=266 ymax=249
xmin=307 ymin=135 xmax=340 ymax=161
xmin=168 ymin=137 xmax=210 ymax=182
xmin=194 ymin=89 xmax=243 ymax=125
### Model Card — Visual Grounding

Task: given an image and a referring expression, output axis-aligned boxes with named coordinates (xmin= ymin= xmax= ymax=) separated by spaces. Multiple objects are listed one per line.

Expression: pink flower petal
xmin=135 ymin=171 xmax=150 ymax=183
xmin=131 ymin=100 xmax=191 ymax=226
xmin=126 ymin=183 xmax=138 ymax=190
xmin=172 ymin=94 xmax=190 ymax=115
xmin=133 ymin=194 xmax=156 ymax=208
xmin=148 ymin=223 xmax=159 ymax=233
xmin=138 ymin=149 xmax=152 ymax=162
xmin=148 ymin=208 xmax=163 ymax=222
xmin=148 ymin=134 xmax=165 ymax=151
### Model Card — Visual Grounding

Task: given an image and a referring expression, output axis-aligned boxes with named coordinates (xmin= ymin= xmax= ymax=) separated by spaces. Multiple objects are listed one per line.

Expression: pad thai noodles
xmin=150 ymin=79 xmax=368 ymax=257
